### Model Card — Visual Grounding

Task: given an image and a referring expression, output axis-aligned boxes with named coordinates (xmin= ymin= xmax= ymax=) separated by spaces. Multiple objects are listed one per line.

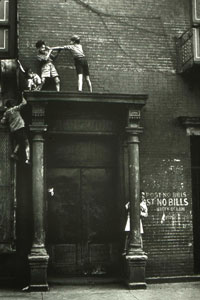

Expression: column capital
xmin=31 ymin=101 xmax=47 ymax=126
xmin=127 ymin=107 xmax=141 ymax=125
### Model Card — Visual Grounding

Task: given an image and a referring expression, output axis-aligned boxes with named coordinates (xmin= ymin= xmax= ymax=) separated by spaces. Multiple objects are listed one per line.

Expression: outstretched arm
xmin=37 ymin=48 xmax=53 ymax=62
xmin=21 ymin=93 xmax=27 ymax=105
xmin=51 ymin=46 xmax=65 ymax=50
xmin=17 ymin=60 xmax=25 ymax=73
xmin=50 ymin=49 xmax=62 ymax=60
xmin=14 ymin=93 xmax=27 ymax=111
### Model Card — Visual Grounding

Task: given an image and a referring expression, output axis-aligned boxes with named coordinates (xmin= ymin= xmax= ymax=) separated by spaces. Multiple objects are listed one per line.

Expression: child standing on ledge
xmin=36 ymin=40 xmax=61 ymax=91
xmin=53 ymin=35 xmax=92 ymax=92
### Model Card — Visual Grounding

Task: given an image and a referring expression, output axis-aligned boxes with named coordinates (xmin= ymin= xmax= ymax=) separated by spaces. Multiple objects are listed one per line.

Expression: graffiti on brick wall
xmin=142 ymin=191 xmax=189 ymax=212
xmin=141 ymin=191 xmax=191 ymax=226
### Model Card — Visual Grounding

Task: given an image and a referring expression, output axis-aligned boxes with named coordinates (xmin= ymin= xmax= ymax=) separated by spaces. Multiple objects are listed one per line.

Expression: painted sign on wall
xmin=142 ymin=191 xmax=189 ymax=212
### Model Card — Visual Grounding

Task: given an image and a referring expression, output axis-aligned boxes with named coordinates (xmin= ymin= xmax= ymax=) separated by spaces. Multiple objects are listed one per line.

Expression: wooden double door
xmin=46 ymin=135 xmax=121 ymax=276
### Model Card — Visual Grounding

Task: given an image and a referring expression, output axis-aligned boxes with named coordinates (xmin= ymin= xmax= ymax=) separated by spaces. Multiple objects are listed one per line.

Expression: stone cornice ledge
xmin=179 ymin=116 xmax=200 ymax=135
xmin=179 ymin=116 xmax=200 ymax=126
xmin=24 ymin=91 xmax=148 ymax=106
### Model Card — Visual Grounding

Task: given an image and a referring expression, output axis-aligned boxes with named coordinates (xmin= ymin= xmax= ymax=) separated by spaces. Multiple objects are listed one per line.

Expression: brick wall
xmin=17 ymin=0 xmax=200 ymax=277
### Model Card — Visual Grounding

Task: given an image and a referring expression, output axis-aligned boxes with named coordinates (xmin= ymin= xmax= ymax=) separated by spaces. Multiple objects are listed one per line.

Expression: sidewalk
xmin=0 ymin=282 xmax=200 ymax=300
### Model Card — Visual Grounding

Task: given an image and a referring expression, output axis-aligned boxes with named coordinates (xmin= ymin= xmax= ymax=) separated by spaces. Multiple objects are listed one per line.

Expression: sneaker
xmin=10 ymin=153 xmax=19 ymax=161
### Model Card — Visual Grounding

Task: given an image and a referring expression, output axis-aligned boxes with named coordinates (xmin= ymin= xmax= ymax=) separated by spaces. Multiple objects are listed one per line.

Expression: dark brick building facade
xmin=0 ymin=0 xmax=200 ymax=289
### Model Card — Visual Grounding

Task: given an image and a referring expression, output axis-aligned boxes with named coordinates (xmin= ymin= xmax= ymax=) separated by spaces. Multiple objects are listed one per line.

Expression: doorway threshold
xmin=48 ymin=276 xmax=123 ymax=285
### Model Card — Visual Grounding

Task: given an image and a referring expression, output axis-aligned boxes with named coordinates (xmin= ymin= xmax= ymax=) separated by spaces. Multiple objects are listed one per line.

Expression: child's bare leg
xmin=141 ymin=235 xmax=143 ymax=249
xmin=54 ymin=76 xmax=60 ymax=92
xmin=27 ymin=79 xmax=32 ymax=91
xmin=13 ymin=144 xmax=19 ymax=154
xmin=40 ymin=77 xmax=46 ymax=90
xmin=85 ymin=76 xmax=92 ymax=92
xmin=124 ymin=233 xmax=129 ymax=254
xmin=25 ymin=139 xmax=30 ymax=164
xmin=78 ymin=74 xmax=83 ymax=91
xmin=11 ymin=144 xmax=19 ymax=160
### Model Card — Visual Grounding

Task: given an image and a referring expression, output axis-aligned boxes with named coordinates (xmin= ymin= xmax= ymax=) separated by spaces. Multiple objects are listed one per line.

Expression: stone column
xmin=28 ymin=103 xmax=49 ymax=291
xmin=124 ymin=107 xmax=147 ymax=289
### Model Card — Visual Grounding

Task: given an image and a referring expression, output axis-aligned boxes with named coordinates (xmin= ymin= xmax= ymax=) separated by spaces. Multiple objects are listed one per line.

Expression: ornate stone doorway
xmin=26 ymin=91 xmax=147 ymax=290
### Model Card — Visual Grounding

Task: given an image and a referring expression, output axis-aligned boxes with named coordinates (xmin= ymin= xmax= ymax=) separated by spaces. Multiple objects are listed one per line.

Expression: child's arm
xmin=17 ymin=60 xmax=25 ymax=73
xmin=46 ymin=48 xmax=53 ymax=60
xmin=51 ymin=46 xmax=65 ymax=50
xmin=14 ymin=93 xmax=27 ymax=111
xmin=64 ymin=45 xmax=73 ymax=50
xmin=0 ymin=112 xmax=7 ymax=125
xmin=37 ymin=48 xmax=53 ymax=62
xmin=50 ymin=49 xmax=62 ymax=60
xmin=21 ymin=93 xmax=27 ymax=105
xmin=35 ymin=74 xmax=42 ymax=85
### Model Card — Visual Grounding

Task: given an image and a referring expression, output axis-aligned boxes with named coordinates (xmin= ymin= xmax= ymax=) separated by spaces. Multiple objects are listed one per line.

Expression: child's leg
xmin=40 ymin=77 xmax=46 ymax=90
xmin=25 ymin=139 xmax=30 ymax=164
xmin=140 ymin=235 xmax=143 ymax=249
xmin=27 ymin=79 xmax=32 ymax=91
xmin=85 ymin=76 xmax=92 ymax=92
xmin=124 ymin=232 xmax=129 ymax=254
xmin=11 ymin=144 xmax=20 ymax=160
xmin=54 ymin=76 xmax=60 ymax=92
xmin=78 ymin=74 xmax=83 ymax=91
xmin=13 ymin=144 xmax=20 ymax=154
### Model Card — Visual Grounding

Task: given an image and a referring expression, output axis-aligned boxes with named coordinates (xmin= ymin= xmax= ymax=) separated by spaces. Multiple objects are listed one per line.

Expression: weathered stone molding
xmin=179 ymin=116 xmax=200 ymax=135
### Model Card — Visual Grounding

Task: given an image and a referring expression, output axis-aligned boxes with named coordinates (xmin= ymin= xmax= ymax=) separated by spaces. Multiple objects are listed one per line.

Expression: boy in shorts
xmin=35 ymin=40 xmax=61 ymax=91
xmin=1 ymin=94 xmax=30 ymax=164
xmin=53 ymin=35 xmax=92 ymax=92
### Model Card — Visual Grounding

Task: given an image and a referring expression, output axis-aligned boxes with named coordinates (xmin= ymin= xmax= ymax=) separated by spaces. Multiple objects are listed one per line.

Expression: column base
xmin=29 ymin=284 xmax=49 ymax=292
xmin=124 ymin=254 xmax=148 ymax=289
xmin=28 ymin=246 xmax=49 ymax=292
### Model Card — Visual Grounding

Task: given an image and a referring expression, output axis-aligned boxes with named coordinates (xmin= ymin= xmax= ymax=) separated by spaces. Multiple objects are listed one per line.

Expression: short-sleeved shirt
xmin=65 ymin=44 xmax=90 ymax=75
xmin=1 ymin=102 xmax=26 ymax=132
xmin=64 ymin=44 xmax=85 ymax=58
xmin=37 ymin=51 xmax=59 ymax=78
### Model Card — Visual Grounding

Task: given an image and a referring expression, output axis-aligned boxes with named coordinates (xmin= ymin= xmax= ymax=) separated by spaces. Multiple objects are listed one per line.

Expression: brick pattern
xmin=141 ymin=153 xmax=193 ymax=276
xmin=17 ymin=0 xmax=199 ymax=277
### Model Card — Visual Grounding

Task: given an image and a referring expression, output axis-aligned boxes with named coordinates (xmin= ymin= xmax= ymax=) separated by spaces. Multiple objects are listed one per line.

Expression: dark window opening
xmin=0 ymin=0 xmax=17 ymax=58
xmin=190 ymin=136 xmax=200 ymax=274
